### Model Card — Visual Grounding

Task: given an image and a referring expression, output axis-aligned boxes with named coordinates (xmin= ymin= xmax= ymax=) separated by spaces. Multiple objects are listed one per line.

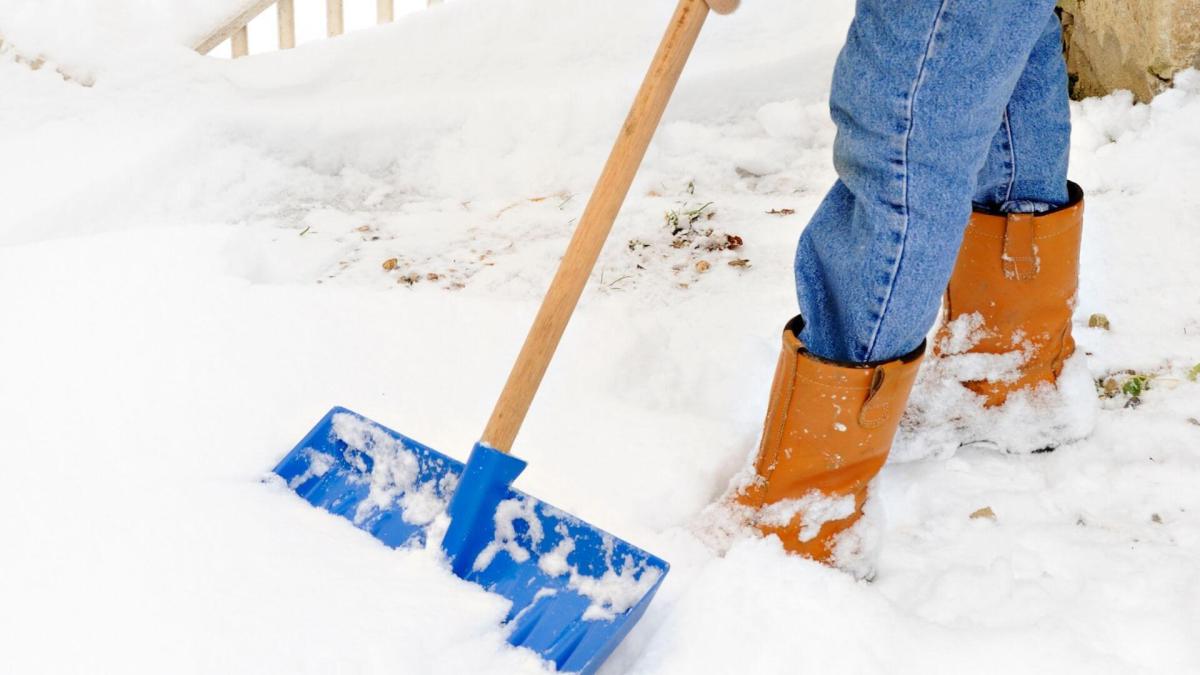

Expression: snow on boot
xmin=935 ymin=183 xmax=1084 ymax=406
xmin=733 ymin=316 xmax=924 ymax=566
xmin=897 ymin=182 xmax=1097 ymax=457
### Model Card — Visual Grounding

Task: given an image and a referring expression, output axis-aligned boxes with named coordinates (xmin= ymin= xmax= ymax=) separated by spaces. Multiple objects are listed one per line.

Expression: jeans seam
xmin=863 ymin=0 xmax=952 ymax=362
xmin=1002 ymin=105 xmax=1017 ymax=204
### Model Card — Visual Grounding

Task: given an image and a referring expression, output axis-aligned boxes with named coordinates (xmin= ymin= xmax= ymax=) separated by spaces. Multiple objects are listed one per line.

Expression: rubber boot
xmin=736 ymin=316 xmax=924 ymax=563
xmin=935 ymin=183 xmax=1085 ymax=406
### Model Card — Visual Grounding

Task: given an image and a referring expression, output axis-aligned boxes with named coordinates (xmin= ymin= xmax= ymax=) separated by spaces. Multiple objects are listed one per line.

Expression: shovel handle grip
xmin=481 ymin=0 xmax=715 ymax=453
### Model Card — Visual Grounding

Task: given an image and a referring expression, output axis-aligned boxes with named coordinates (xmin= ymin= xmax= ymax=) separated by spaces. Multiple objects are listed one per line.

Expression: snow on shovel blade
xmin=272 ymin=407 xmax=669 ymax=674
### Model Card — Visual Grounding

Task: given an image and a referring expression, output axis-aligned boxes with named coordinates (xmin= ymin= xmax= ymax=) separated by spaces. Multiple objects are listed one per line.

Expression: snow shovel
xmin=272 ymin=1 xmax=739 ymax=672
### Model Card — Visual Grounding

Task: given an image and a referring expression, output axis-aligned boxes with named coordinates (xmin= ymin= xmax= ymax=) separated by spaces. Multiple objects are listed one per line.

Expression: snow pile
xmin=893 ymin=305 xmax=1100 ymax=458
xmin=0 ymin=0 xmax=247 ymax=74
xmin=3 ymin=1 xmax=1200 ymax=673
xmin=896 ymin=352 xmax=1099 ymax=458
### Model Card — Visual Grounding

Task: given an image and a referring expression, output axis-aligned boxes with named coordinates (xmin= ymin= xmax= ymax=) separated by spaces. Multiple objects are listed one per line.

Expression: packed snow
xmin=326 ymin=411 xmax=454 ymax=526
xmin=2 ymin=0 xmax=1199 ymax=673
xmin=469 ymin=496 xmax=663 ymax=622
xmin=755 ymin=491 xmax=857 ymax=541
xmin=474 ymin=497 xmax=544 ymax=570
xmin=569 ymin=559 xmax=664 ymax=623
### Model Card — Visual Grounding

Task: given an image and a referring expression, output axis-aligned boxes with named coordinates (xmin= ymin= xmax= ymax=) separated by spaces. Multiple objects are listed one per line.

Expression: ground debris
xmin=620 ymin=199 xmax=749 ymax=289
xmin=970 ymin=506 xmax=997 ymax=521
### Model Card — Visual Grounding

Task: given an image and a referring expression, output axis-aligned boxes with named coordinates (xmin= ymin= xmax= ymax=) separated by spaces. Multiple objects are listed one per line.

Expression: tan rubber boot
xmin=736 ymin=317 xmax=924 ymax=563
xmin=935 ymin=183 xmax=1084 ymax=406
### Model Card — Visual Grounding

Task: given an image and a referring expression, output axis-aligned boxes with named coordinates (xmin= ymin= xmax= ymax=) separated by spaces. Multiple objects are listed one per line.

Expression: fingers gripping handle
xmin=480 ymin=0 xmax=718 ymax=453
xmin=706 ymin=0 xmax=740 ymax=14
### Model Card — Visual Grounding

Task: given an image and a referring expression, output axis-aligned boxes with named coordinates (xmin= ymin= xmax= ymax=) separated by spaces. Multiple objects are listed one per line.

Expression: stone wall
xmin=1059 ymin=0 xmax=1200 ymax=101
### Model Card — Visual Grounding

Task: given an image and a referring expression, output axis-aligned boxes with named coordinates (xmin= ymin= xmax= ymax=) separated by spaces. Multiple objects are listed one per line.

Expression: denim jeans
xmin=795 ymin=0 xmax=1071 ymax=364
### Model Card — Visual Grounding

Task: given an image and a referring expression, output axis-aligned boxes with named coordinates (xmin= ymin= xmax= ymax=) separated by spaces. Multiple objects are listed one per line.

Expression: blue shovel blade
xmin=272 ymin=407 xmax=669 ymax=675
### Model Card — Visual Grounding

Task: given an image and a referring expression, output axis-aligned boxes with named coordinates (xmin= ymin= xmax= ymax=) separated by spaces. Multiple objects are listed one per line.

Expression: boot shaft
xmin=740 ymin=316 xmax=924 ymax=562
xmin=939 ymin=183 xmax=1085 ymax=406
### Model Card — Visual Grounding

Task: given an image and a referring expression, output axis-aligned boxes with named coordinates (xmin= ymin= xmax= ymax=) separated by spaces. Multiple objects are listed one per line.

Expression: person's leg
xmin=795 ymin=0 xmax=1063 ymax=364
xmin=974 ymin=13 xmax=1071 ymax=213
xmin=734 ymin=1 xmax=1067 ymax=566
xmin=938 ymin=14 xmax=1086 ymax=415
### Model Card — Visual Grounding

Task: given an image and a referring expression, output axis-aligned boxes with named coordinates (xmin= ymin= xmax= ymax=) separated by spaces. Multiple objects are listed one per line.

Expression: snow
xmin=286 ymin=447 xmax=335 ymax=488
xmin=896 ymin=352 xmax=1100 ymax=458
xmin=3 ymin=1 xmax=1200 ymax=673
xmin=328 ymin=412 xmax=424 ymax=523
xmin=756 ymin=491 xmax=857 ymax=542
xmin=571 ymin=559 xmax=664 ymax=623
xmin=471 ymin=500 xmax=663 ymax=622
xmin=473 ymin=497 xmax=543 ymax=570
xmin=0 ymin=0 xmax=248 ymax=75
xmin=324 ymin=411 xmax=454 ymax=527
xmin=0 ymin=0 xmax=443 ymax=75
xmin=537 ymin=526 xmax=576 ymax=577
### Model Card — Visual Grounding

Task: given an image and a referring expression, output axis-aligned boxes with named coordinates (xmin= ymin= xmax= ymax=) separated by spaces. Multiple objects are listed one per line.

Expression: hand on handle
xmin=706 ymin=0 xmax=740 ymax=14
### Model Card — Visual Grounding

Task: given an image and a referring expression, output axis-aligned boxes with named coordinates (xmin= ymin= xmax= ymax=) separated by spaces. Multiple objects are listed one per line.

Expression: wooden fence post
xmin=196 ymin=0 xmax=449 ymax=58
xmin=278 ymin=0 xmax=296 ymax=49
xmin=231 ymin=25 xmax=249 ymax=58
xmin=378 ymin=0 xmax=395 ymax=23
xmin=194 ymin=0 xmax=278 ymax=56
xmin=327 ymin=0 xmax=344 ymax=37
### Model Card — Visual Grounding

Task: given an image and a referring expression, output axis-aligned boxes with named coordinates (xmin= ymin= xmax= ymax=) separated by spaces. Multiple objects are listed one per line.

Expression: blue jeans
xmin=795 ymin=0 xmax=1071 ymax=364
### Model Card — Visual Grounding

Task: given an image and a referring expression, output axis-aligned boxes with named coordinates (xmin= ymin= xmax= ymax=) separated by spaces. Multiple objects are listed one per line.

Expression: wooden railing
xmin=195 ymin=0 xmax=443 ymax=59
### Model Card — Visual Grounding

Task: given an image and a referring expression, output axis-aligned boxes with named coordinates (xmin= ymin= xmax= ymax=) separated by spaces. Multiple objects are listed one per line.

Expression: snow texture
xmin=570 ymin=559 xmax=664 ymax=623
xmin=3 ymin=1 xmax=1200 ymax=673
xmin=473 ymin=497 xmax=544 ymax=571
xmin=756 ymin=491 xmax=856 ymax=542
xmin=473 ymin=502 xmax=663 ymax=622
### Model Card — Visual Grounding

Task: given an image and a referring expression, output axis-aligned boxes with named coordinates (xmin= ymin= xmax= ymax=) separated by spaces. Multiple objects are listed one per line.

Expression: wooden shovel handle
xmin=481 ymin=0 xmax=714 ymax=453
